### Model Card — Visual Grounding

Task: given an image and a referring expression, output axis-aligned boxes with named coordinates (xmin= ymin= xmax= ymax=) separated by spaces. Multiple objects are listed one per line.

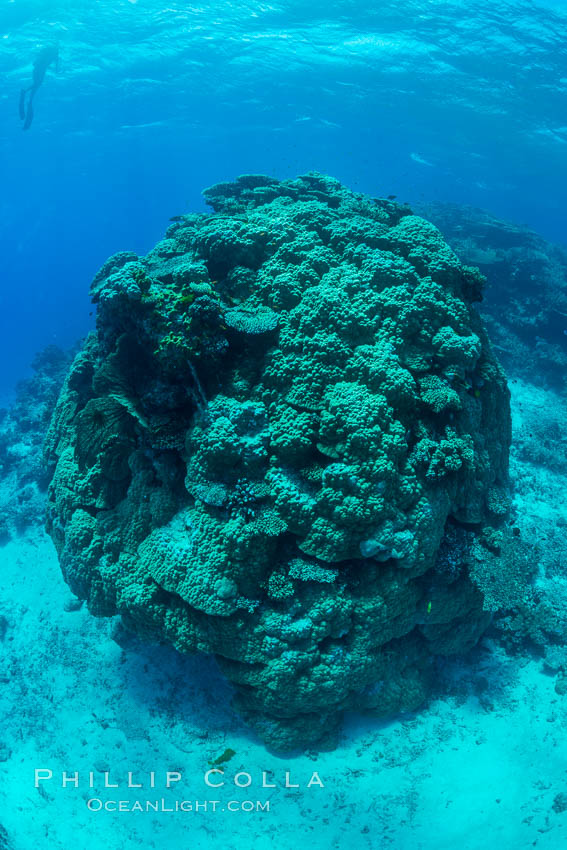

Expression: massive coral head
xmin=45 ymin=173 xmax=513 ymax=751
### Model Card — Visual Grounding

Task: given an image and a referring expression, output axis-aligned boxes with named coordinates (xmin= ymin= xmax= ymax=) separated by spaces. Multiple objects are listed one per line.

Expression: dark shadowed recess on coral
xmin=44 ymin=173 xmax=526 ymax=751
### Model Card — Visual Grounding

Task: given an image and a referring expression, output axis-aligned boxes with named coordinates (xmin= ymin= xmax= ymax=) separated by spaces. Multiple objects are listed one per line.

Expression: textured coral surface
xmin=45 ymin=174 xmax=512 ymax=750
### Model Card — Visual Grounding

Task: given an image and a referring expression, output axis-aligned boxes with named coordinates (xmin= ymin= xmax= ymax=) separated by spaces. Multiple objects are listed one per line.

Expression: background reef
xmin=0 ymin=347 xmax=70 ymax=544
xmin=44 ymin=174 xmax=516 ymax=750
xmin=418 ymin=203 xmax=567 ymax=389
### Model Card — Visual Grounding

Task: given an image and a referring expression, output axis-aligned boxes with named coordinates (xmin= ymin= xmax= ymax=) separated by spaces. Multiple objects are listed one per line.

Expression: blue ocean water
xmin=2 ymin=2 xmax=567 ymax=848
xmin=1 ymin=0 xmax=567 ymax=396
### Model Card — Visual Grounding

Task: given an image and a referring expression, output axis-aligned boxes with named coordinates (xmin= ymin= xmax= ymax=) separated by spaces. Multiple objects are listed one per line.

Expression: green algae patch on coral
xmin=45 ymin=173 xmax=514 ymax=752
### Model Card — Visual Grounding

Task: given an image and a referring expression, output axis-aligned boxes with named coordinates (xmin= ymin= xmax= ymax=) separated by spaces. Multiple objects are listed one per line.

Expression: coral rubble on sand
xmin=44 ymin=174 xmax=515 ymax=750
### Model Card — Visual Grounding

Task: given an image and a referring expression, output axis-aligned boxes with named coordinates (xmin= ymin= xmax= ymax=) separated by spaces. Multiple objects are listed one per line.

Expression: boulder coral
xmin=45 ymin=173 xmax=512 ymax=750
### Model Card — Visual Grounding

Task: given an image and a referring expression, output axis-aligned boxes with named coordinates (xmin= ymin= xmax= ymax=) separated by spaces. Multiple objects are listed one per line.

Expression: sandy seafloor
xmin=1 ymin=380 xmax=567 ymax=850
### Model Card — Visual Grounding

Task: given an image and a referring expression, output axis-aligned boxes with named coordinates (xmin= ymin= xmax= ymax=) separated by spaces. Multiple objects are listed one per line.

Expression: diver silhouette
xmin=19 ymin=45 xmax=59 ymax=131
